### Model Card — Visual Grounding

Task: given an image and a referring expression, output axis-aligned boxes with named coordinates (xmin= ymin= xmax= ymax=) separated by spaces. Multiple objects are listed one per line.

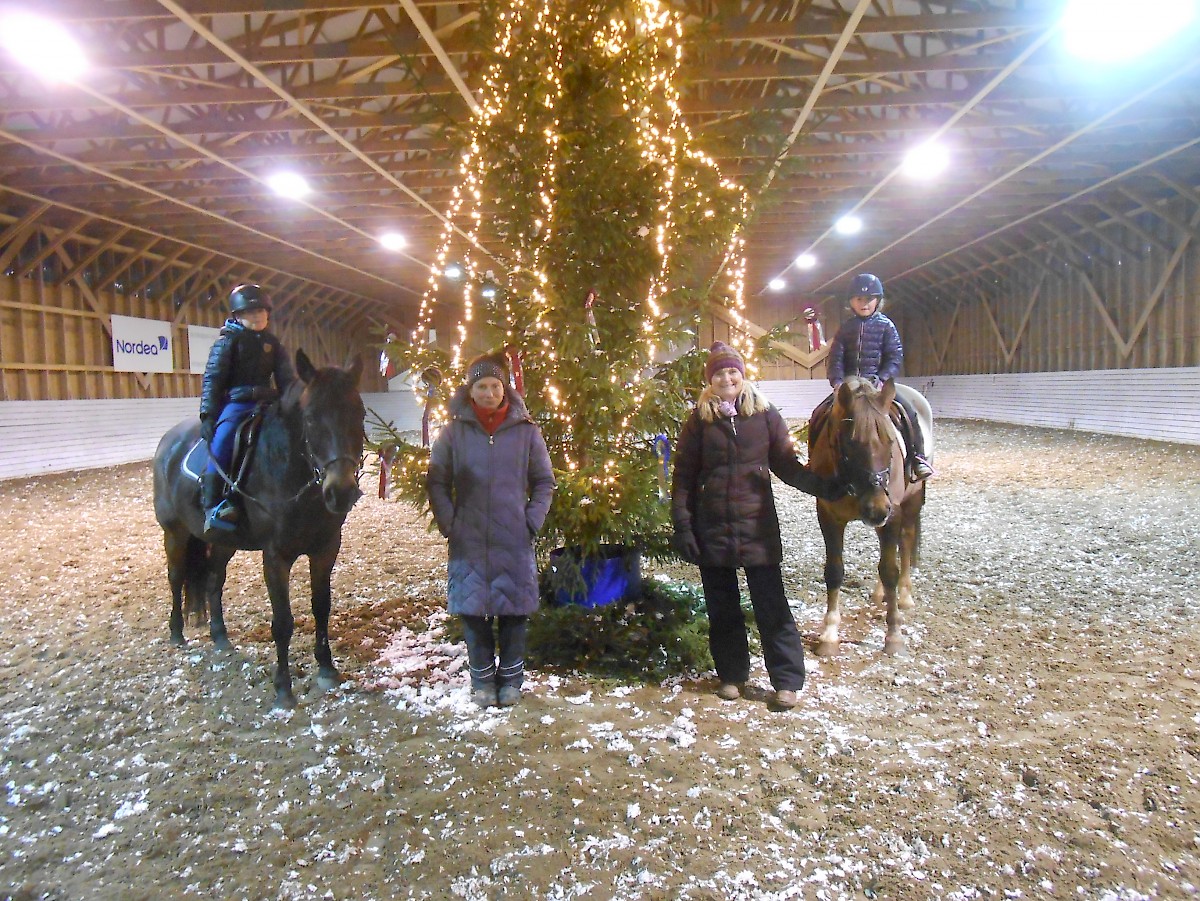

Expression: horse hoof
xmin=273 ymin=692 xmax=297 ymax=711
xmin=315 ymin=670 xmax=342 ymax=693
xmin=815 ymin=640 xmax=840 ymax=657
xmin=212 ymin=635 xmax=233 ymax=652
xmin=170 ymin=633 xmax=185 ymax=647
xmin=883 ymin=637 xmax=906 ymax=656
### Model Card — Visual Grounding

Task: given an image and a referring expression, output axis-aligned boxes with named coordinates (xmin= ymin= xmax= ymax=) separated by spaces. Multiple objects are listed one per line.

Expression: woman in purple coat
xmin=427 ymin=353 xmax=556 ymax=708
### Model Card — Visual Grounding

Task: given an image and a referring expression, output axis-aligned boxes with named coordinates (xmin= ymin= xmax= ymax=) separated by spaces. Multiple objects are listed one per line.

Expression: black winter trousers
xmin=461 ymin=615 xmax=528 ymax=690
xmin=699 ymin=564 xmax=805 ymax=691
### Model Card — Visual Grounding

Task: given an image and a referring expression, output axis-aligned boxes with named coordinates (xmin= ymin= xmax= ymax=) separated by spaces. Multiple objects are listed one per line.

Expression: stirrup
xmin=909 ymin=458 xmax=934 ymax=482
xmin=212 ymin=498 xmax=240 ymax=522
xmin=204 ymin=508 xmax=238 ymax=534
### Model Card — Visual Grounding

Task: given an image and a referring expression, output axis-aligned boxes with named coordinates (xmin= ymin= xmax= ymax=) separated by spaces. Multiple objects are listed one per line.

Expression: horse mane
xmin=840 ymin=378 xmax=892 ymax=446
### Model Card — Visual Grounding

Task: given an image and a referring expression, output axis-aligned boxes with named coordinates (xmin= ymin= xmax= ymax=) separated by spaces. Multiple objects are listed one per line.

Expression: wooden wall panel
xmin=0 ymin=272 xmax=387 ymax=401
xmin=894 ymin=195 xmax=1200 ymax=377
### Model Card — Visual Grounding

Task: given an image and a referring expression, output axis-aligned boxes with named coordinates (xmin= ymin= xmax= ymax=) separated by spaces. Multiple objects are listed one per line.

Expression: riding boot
xmin=893 ymin=395 xmax=934 ymax=482
xmin=905 ymin=424 xmax=934 ymax=481
xmin=909 ymin=455 xmax=934 ymax=482
xmin=202 ymin=471 xmax=238 ymax=533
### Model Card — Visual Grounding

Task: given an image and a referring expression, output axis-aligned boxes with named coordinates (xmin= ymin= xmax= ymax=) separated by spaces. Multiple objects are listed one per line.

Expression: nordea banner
xmin=111 ymin=314 xmax=174 ymax=374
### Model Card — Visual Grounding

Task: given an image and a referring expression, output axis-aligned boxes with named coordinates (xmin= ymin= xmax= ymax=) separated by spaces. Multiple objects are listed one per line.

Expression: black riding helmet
xmin=229 ymin=283 xmax=272 ymax=314
xmin=847 ymin=273 xmax=884 ymax=310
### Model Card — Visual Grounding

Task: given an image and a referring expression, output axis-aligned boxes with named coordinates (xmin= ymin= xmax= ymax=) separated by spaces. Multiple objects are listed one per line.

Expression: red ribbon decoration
xmin=505 ymin=344 xmax=525 ymax=396
xmin=378 ymin=445 xmax=397 ymax=499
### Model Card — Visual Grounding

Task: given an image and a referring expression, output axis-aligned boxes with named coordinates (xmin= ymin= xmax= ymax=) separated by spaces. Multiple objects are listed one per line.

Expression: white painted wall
xmin=0 ymin=392 xmax=423 ymax=481
xmin=2 ymin=368 xmax=1196 ymax=480
xmin=906 ymin=368 xmax=1200 ymax=446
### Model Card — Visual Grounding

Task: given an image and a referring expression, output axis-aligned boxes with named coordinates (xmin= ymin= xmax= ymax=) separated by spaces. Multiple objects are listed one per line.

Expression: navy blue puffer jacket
xmin=427 ymin=387 xmax=556 ymax=617
xmin=199 ymin=318 xmax=296 ymax=423
xmin=826 ymin=311 xmax=903 ymax=387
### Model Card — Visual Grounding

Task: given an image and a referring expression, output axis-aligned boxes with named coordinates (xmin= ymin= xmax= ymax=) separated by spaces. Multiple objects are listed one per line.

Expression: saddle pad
xmin=181 ymin=440 xmax=208 ymax=484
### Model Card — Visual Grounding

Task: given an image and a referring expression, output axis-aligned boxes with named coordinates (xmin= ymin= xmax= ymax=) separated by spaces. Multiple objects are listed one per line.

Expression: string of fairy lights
xmin=401 ymin=0 xmax=752 ymax=494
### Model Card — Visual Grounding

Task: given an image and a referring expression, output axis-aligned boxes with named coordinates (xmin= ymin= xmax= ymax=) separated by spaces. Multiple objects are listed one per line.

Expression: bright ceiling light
xmin=443 ymin=262 xmax=464 ymax=280
xmin=0 ymin=13 xmax=88 ymax=83
xmin=379 ymin=232 xmax=407 ymax=252
xmin=835 ymin=215 xmax=863 ymax=236
xmin=1062 ymin=0 xmax=1197 ymax=61
xmin=902 ymin=141 xmax=949 ymax=179
xmin=794 ymin=253 xmax=817 ymax=270
xmin=266 ymin=171 xmax=311 ymax=200
xmin=768 ymin=278 xmax=786 ymax=292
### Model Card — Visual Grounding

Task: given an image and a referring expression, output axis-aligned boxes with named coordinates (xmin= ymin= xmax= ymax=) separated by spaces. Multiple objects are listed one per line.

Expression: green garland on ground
xmin=526 ymin=578 xmax=714 ymax=681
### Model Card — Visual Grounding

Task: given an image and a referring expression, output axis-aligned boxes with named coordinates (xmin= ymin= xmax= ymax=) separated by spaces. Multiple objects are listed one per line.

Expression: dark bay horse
xmin=807 ymin=376 xmax=929 ymax=656
xmin=152 ymin=350 xmax=365 ymax=708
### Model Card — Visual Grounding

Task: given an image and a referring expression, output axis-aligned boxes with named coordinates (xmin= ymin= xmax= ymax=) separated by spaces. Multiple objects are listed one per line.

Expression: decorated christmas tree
xmin=382 ymin=0 xmax=752 ymax=567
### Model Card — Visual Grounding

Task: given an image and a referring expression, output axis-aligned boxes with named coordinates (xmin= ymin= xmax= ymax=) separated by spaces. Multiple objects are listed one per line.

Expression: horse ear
xmin=345 ymin=353 xmax=363 ymax=386
xmin=880 ymin=378 xmax=896 ymax=406
xmin=836 ymin=381 xmax=855 ymax=409
xmin=295 ymin=349 xmax=317 ymax=383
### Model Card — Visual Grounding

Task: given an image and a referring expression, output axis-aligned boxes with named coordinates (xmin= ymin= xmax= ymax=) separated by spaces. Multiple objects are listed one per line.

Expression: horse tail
xmin=183 ymin=536 xmax=209 ymax=622
xmin=910 ymin=497 xmax=923 ymax=571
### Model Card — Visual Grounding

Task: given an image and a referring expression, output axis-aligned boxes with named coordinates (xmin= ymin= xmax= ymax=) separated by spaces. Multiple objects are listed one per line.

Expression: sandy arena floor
xmin=1 ymin=420 xmax=1198 ymax=900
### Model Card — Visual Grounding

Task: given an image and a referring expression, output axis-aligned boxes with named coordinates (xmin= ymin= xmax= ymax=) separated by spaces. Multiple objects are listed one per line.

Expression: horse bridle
xmin=835 ymin=417 xmax=890 ymax=498
xmin=302 ymin=431 xmax=365 ymax=490
xmin=223 ymin=420 xmax=363 ymax=509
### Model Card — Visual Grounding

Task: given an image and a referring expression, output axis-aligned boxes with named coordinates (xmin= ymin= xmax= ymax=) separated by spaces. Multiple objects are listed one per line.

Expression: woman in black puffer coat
xmin=671 ymin=342 xmax=842 ymax=711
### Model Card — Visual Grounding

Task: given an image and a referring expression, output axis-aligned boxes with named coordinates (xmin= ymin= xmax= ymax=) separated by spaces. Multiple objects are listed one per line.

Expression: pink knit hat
xmin=705 ymin=341 xmax=745 ymax=382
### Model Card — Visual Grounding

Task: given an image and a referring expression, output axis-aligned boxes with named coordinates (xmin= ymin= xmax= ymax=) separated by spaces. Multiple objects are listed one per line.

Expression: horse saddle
xmin=181 ymin=412 xmax=265 ymax=486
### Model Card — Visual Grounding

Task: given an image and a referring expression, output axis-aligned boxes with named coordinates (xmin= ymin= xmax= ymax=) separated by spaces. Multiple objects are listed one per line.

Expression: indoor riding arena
xmin=2 ymin=3 xmax=1198 ymax=900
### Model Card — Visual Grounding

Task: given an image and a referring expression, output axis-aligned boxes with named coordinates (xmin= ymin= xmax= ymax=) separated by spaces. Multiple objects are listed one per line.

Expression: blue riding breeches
xmin=206 ymin=401 xmax=256 ymax=474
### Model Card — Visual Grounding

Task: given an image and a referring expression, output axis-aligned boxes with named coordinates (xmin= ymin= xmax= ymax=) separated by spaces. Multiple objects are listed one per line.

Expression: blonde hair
xmin=696 ymin=381 xmax=769 ymax=422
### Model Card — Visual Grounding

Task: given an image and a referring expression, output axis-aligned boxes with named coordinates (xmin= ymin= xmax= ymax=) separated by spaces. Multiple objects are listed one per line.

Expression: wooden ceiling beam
xmin=12 ymin=214 xmax=93 ymax=280
xmin=716 ymin=10 xmax=1053 ymax=42
xmin=1114 ymin=184 xmax=1200 ymax=242
xmin=39 ymin=0 xmax=397 ymax=22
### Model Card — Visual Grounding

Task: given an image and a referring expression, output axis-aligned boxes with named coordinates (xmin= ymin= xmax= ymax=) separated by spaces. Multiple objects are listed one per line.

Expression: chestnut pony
xmin=807 ymin=376 xmax=930 ymax=655
xmin=152 ymin=350 xmax=365 ymax=708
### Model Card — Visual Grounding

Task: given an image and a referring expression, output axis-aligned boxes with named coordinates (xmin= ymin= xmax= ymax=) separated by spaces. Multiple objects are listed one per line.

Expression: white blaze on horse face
xmin=710 ymin=367 xmax=743 ymax=402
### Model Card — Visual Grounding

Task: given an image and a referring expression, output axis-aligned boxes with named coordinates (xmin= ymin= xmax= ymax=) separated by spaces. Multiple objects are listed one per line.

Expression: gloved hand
xmin=672 ymin=531 xmax=701 ymax=564
xmin=200 ymin=416 xmax=215 ymax=444
xmin=252 ymin=385 xmax=279 ymax=403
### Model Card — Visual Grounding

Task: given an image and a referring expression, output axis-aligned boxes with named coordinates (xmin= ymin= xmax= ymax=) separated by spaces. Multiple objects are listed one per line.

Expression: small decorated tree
xmin=380 ymin=0 xmax=753 ymax=569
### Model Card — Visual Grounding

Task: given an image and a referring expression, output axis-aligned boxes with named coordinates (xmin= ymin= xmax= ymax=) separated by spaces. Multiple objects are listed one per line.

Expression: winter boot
xmin=471 ymin=681 xmax=498 ymax=708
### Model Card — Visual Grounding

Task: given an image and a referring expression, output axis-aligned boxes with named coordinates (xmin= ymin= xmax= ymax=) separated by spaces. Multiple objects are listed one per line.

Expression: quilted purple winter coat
xmin=427 ymin=386 xmax=555 ymax=617
xmin=826 ymin=310 xmax=903 ymax=387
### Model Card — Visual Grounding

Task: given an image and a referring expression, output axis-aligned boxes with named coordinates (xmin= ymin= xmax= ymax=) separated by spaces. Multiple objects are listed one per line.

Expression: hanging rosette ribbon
xmin=652 ymin=434 xmax=671 ymax=503
xmin=504 ymin=343 xmax=525 ymax=396
xmin=419 ymin=366 xmax=443 ymax=447
xmin=803 ymin=307 xmax=825 ymax=352
xmin=378 ymin=444 xmax=397 ymax=499
xmin=584 ymin=288 xmax=600 ymax=349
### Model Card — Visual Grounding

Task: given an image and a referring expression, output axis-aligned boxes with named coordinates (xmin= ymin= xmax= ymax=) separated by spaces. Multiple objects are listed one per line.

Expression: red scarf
xmin=472 ymin=399 xmax=509 ymax=435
